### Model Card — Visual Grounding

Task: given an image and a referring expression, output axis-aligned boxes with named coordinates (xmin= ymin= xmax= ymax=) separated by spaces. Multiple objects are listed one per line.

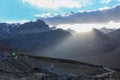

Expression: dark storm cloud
xmin=40 ymin=5 xmax=120 ymax=25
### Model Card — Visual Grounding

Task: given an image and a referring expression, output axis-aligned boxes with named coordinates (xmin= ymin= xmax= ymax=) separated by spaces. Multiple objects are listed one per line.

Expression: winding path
xmin=94 ymin=67 xmax=115 ymax=79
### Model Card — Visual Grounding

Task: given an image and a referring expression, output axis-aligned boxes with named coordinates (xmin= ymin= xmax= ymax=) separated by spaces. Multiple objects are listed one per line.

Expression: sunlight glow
xmin=57 ymin=22 xmax=120 ymax=33
xmin=57 ymin=24 xmax=97 ymax=32
xmin=71 ymin=25 xmax=92 ymax=32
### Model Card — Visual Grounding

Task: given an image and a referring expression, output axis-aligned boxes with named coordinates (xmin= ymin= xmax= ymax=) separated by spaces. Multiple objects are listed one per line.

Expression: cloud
xmin=2 ymin=20 xmax=29 ymax=24
xmin=34 ymin=13 xmax=51 ymax=18
xmin=39 ymin=4 xmax=120 ymax=25
xmin=101 ymin=0 xmax=112 ymax=3
xmin=22 ymin=0 xmax=81 ymax=9
xmin=98 ymin=6 xmax=111 ymax=10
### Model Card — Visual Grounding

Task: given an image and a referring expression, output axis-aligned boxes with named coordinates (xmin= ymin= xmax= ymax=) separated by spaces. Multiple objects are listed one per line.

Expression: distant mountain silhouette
xmin=99 ymin=27 xmax=116 ymax=34
xmin=66 ymin=28 xmax=76 ymax=33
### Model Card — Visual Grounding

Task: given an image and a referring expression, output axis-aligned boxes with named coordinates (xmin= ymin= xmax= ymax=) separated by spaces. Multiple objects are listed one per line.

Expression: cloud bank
xmin=39 ymin=5 xmax=120 ymax=25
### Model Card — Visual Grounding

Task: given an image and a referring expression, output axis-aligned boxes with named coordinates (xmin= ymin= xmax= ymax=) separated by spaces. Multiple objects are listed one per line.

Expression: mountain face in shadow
xmin=15 ymin=20 xmax=51 ymax=35
xmin=107 ymin=29 xmax=120 ymax=45
xmin=0 ymin=23 xmax=19 ymax=39
xmin=0 ymin=20 xmax=51 ymax=38
xmin=0 ymin=20 xmax=71 ymax=53
xmin=1 ymin=29 xmax=71 ymax=53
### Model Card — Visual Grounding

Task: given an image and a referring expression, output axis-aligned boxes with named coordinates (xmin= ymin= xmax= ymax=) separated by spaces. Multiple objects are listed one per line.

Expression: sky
xmin=0 ymin=0 xmax=120 ymax=32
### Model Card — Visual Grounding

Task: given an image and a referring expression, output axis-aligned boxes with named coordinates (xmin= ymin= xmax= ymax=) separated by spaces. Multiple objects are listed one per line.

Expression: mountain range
xmin=0 ymin=20 xmax=71 ymax=52
xmin=0 ymin=20 xmax=120 ymax=69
